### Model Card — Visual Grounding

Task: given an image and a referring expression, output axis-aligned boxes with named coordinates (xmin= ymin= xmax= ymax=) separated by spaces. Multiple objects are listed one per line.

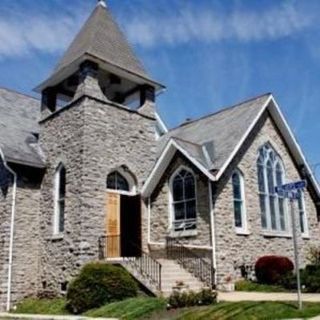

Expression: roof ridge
xmin=172 ymin=136 xmax=203 ymax=147
xmin=0 ymin=86 xmax=40 ymax=101
xmin=169 ymin=92 xmax=272 ymax=132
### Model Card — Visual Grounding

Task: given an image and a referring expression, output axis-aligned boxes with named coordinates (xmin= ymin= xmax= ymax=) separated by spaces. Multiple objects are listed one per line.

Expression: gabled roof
xmin=158 ymin=93 xmax=271 ymax=171
xmin=0 ymin=87 xmax=44 ymax=168
xmin=36 ymin=2 xmax=164 ymax=92
xmin=142 ymin=94 xmax=320 ymax=200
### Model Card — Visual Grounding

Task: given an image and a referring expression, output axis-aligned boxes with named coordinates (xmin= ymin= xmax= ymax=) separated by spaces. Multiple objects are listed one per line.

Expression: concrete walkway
xmin=218 ymin=291 xmax=320 ymax=302
xmin=0 ymin=313 xmax=117 ymax=320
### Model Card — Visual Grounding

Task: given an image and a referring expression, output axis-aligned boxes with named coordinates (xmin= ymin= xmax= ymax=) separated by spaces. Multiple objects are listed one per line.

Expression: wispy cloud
xmin=123 ymin=2 xmax=316 ymax=47
xmin=0 ymin=1 xmax=316 ymax=58
xmin=0 ymin=2 xmax=88 ymax=59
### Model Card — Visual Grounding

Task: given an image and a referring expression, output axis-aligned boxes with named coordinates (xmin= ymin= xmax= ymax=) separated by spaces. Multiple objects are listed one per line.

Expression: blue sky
xmin=0 ymin=0 xmax=319 ymax=177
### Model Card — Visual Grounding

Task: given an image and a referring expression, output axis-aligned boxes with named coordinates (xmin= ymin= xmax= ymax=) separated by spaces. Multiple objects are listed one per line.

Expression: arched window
xmin=170 ymin=168 xmax=196 ymax=232
xmin=232 ymin=170 xmax=247 ymax=232
xmin=54 ymin=164 xmax=66 ymax=234
xmin=107 ymin=171 xmax=129 ymax=191
xmin=257 ymin=144 xmax=288 ymax=232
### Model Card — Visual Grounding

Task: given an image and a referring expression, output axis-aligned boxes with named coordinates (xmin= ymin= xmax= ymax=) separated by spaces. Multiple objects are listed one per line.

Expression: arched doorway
xmin=105 ymin=169 xmax=141 ymax=258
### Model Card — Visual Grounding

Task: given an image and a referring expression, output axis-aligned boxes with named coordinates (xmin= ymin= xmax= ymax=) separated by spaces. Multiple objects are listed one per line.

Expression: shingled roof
xmin=0 ymin=88 xmax=44 ymax=168
xmin=55 ymin=2 xmax=148 ymax=78
xmin=143 ymin=93 xmax=320 ymax=199
xmin=158 ymin=93 xmax=272 ymax=171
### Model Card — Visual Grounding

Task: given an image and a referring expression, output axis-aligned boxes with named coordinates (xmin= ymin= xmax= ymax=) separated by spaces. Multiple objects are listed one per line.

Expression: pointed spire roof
xmin=55 ymin=2 xmax=147 ymax=78
xmin=35 ymin=1 xmax=164 ymax=92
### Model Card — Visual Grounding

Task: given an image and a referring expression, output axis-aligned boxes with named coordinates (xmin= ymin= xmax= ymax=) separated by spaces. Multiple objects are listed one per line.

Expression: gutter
xmin=0 ymin=148 xmax=17 ymax=311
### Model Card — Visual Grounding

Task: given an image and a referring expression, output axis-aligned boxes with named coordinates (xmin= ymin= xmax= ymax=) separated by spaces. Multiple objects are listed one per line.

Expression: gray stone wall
xmin=149 ymin=154 xmax=212 ymax=255
xmin=39 ymin=95 xmax=157 ymax=293
xmin=0 ymin=159 xmax=41 ymax=309
xmin=213 ymin=113 xmax=320 ymax=287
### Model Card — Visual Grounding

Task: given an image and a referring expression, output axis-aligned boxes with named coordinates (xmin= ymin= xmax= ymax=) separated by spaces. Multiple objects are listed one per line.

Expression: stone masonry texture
xmin=213 ymin=112 xmax=320 ymax=288
xmin=149 ymin=112 xmax=320 ymax=289
xmin=38 ymin=90 xmax=158 ymax=294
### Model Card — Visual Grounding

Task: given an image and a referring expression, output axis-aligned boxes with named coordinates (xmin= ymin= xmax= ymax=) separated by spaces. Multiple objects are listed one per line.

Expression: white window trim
xmin=232 ymin=169 xmax=248 ymax=234
xmin=257 ymin=144 xmax=290 ymax=236
xmin=168 ymin=165 xmax=198 ymax=236
xmin=53 ymin=163 xmax=65 ymax=236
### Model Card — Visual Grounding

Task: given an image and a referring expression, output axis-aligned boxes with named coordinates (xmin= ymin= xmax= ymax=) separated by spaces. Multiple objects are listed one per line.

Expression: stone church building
xmin=0 ymin=0 xmax=320 ymax=310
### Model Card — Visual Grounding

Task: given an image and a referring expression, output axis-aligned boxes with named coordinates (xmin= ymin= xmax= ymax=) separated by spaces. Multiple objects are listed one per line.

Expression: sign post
xmin=275 ymin=180 xmax=307 ymax=310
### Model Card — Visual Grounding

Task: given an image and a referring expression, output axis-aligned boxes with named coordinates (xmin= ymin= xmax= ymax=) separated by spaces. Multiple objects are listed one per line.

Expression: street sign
xmin=275 ymin=180 xmax=307 ymax=193
xmin=274 ymin=179 xmax=307 ymax=310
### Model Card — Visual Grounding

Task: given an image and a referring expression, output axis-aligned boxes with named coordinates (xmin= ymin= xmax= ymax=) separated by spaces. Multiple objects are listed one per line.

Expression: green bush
xmin=66 ymin=263 xmax=138 ymax=314
xmin=168 ymin=289 xmax=217 ymax=309
xmin=281 ymin=265 xmax=320 ymax=293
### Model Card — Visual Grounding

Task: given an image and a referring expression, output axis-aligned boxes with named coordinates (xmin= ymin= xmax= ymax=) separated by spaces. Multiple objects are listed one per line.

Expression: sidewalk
xmin=218 ymin=291 xmax=320 ymax=302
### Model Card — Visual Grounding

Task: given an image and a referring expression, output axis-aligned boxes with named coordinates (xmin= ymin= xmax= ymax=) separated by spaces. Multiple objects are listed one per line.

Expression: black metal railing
xmin=166 ymin=237 xmax=215 ymax=289
xmin=98 ymin=235 xmax=162 ymax=292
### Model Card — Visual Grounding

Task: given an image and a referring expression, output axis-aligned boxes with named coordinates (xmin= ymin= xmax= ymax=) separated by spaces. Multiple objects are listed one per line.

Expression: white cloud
xmin=0 ymin=1 xmax=315 ymax=58
xmin=0 ymin=4 xmax=87 ymax=59
xmin=123 ymin=3 xmax=315 ymax=47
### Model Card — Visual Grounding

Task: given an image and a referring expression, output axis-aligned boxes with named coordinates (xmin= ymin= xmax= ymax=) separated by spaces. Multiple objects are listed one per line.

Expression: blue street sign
xmin=275 ymin=180 xmax=307 ymax=193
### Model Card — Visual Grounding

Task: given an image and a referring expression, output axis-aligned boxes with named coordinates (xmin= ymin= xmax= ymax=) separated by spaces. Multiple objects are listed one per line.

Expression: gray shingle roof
xmin=54 ymin=3 xmax=149 ymax=81
xmin=159 ymin=93 xmax=272 ymax=171
xmin=0 ymin=87 xmax=44 ymax=168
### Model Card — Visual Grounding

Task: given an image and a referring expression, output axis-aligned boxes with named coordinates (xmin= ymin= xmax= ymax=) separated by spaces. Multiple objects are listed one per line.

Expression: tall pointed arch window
xmin=232 ymin=170 xmax=247 ymax=233
xmin=257 ymin=144 xmax=288 ymax=232
xmin=107 ymin=171 xmax=130 ymax=192
xmin=170 ymin=167 xmax=197 ymax=232
xmin=54 ymin=164 xmax=66 ymax=235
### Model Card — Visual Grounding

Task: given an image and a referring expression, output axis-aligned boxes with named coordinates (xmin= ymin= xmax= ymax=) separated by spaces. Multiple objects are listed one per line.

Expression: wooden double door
xmin=105 ymin=192 xmax=141 ymax=258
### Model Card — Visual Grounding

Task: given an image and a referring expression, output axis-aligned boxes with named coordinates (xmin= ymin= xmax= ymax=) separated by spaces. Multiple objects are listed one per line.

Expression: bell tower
xmin=35 ymin=0 xmax=164 ymax=119
xmin=35 ymin=0 xmax=166 ymax=294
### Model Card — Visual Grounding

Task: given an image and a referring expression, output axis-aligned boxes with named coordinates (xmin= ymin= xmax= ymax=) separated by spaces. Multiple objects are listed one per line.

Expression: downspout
xmin=147 ymin=197 xmax=151 ymax=244
xmin=208 ymin=179 xmax=217 ymax=284
xmin=0 ymin=149 xmax=17 ymax=311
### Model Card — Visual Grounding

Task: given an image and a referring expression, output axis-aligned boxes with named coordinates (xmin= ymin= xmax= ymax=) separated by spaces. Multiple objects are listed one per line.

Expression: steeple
xmin=36 ymin=1 xmax=164 ymax=116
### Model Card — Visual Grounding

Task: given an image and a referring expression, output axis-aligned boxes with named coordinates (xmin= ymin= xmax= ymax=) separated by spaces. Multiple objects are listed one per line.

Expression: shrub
xmin=255 ymin=256 xmax=294 ymax=285
xmin=307 ymin=246 xmax=320 ymax=266
xmin=281 ymin=265 xmax=320 ymax=293
xmin=66 ymin=263 xmax=138 ymax=314
xmin=168 ymin=289 xmax=217 ymax=309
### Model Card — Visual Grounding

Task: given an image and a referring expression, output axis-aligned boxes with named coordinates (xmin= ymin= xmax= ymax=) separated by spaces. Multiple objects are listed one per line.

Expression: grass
xmin=174 ymin=301 xmax=320 ymax=320
xmin=13 ymin=297 xmax=69 ymax=315
xmin=11 ymin=297 xmax=320 ymax=320
xmin=235 ymin=279 xmax=289 ymax=292
xmin=85 ymin=297 xmax=167 ymax=320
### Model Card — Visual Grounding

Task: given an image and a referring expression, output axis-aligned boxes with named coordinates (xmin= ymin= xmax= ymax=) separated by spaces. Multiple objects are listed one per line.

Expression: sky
xmin=0 ymin=0 xmax=319 ymax=178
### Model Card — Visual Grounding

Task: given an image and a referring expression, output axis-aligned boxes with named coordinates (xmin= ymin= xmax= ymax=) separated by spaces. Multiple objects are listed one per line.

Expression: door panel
xmin=106 ymin=192 xmax=121 ymax=257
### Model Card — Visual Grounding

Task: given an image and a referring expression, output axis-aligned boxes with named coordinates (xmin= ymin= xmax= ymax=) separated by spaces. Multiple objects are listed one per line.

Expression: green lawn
xmin=13 ymin=297 xmax=69 ymax=315
xmin=235 ymin=279 xmax=289 ymax=293
xmin=85 ymin=297 xmax=167 ymax=320
xmin=12 ymin=297 xmax=320 ymax=320
xmin=174 ymin=301 xmax=320 ymax=320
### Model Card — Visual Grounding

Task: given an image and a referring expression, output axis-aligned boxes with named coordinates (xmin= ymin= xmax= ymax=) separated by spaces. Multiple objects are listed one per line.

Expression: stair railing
xmin=166 ymin=236 xmax=215 ymax=289
xmin=98 ymin=235 xmax=162 ymax=292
